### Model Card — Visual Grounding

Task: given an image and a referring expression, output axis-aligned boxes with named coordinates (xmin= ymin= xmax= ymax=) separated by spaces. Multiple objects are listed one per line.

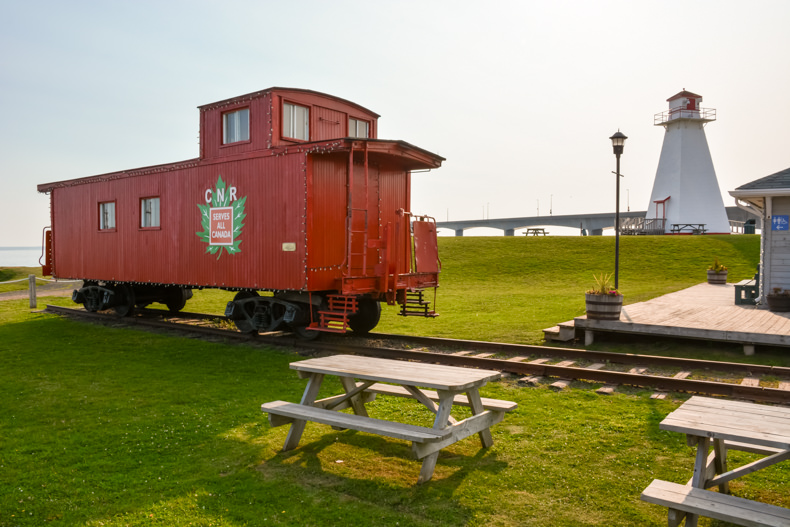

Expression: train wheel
xmin=113 ymin=284 xmax=136 ymax=317
xmin=293 ymin=325 xmax=321 ymax=340
xmin=82 ymin=285 xmax=102 ymax=312
xmin=166 ymin=287 xmax=191 ymax=313
xmin=348 ymin=298 xmax=381 ymax=334
xmin=232 ymin=291 xmax=259 ymax=334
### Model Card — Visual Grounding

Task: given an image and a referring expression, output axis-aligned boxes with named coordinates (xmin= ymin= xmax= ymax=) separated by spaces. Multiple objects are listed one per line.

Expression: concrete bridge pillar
xmin=455 ymin=229 xmax=464 ymax=237
xmin=504 ymin=229 xmax=515 ymax=236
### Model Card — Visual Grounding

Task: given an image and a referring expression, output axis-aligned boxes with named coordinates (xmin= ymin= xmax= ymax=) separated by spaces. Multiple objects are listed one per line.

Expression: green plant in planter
xmin=708 ymin=258 xmax=728 ymax=273
xmin=587 ymin=272 xmax=621 ymax=296
xmin=585 ymin=272 xmax=622 ymax=320
xmin=707 ymin=258 xmax=728 ymax=284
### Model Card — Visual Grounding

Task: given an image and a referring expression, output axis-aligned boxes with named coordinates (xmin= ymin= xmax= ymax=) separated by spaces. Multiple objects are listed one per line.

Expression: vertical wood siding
xmin=51 ymin=153 xmax=309 ymax=290
xmin=769 ymin=196 xmax=790 ymax=290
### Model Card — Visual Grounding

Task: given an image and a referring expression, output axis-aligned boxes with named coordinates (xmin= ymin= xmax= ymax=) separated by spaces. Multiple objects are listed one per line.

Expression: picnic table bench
xmin=642 ymin=479 xmax=790 ymax=527
xmin=261 ymin=354 xmax=517 ymax=483
xmin=641 ymin=396 xmax=790 ymax=526
xmin=525 ymin=228 xmax=548 ymax=236
xmin=670 ymin=223 xmax=707 ymax=234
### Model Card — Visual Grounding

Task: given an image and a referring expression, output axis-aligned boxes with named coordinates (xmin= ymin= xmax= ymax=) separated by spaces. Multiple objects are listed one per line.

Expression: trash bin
xmin=745 ymin=219 xmax=756 ymax=234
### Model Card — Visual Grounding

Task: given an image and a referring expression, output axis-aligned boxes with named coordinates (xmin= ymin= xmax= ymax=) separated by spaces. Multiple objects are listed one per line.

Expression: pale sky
xmin=2 ymin=0 xmax=789 ymax=245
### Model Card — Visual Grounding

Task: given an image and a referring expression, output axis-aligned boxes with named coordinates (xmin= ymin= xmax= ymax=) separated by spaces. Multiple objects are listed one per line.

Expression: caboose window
xmin=141 ymin=197 xmax=160 ymax=228
xmin=349 ymin=118 xmax=369 ymax=138
xmin=283 ymin=102 xmax=309 ymax=141
xmin=99 ymin=202 xmax=116 ymax=230
xmin=223 ymin=108 xmax=249 ymax=144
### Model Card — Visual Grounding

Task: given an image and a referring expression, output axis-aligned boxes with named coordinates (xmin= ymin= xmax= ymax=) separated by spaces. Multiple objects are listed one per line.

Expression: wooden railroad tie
xmin=598 ymin=366 xmax=647 ymax=396
xmin=651 ymin=371 xmax=691 ymax=399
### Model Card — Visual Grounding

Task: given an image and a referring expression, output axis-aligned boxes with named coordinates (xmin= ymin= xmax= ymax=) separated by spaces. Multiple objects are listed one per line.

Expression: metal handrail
xmin=654 ymin=107 xmax=716 ymax=125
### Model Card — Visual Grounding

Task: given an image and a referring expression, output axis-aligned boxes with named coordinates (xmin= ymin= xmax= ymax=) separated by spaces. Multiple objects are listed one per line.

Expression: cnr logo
xmin=196 ymin=175 xmax=247 ymax=258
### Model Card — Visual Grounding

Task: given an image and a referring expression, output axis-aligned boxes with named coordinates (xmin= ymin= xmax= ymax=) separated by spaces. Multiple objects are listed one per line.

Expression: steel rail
xmin=364 ymin=332 xmax=790 ymax=377
xmin=299 ymin=340 xmax=790 ymax=405
xmin=44 ymin=305 xmax=790 ymax=404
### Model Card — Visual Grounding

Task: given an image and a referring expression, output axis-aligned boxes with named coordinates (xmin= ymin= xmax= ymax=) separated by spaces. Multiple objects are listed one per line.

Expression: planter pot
xmin=707 ymin=270 xmax=728 ymax=285
xmin=585 ymin=293 xmax=623 ymax=321
xmin=766 ymin=295 xmax=790 ymax=312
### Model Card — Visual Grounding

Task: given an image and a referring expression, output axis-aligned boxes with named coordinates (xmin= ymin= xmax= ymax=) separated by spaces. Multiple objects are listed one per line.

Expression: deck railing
xmin=621 ymin=217 xmax=666 ymax=235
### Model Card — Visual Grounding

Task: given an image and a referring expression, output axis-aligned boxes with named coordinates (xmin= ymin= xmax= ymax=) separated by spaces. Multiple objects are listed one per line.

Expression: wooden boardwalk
xmin=573 ymin=283 xmax=790 ymax=353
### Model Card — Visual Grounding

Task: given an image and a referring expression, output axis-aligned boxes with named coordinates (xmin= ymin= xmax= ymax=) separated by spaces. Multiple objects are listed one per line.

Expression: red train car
xmin=38 ymin=87 xmax=444 ymax=338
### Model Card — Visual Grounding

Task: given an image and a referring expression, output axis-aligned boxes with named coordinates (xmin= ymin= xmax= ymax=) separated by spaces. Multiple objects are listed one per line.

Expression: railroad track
xmin=44 ymin=305 xmax=790 ymax=405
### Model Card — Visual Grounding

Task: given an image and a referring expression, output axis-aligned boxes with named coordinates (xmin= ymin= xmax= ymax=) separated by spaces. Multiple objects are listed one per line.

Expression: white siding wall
xmin=768 ymin=196 xmax=790 ymax=292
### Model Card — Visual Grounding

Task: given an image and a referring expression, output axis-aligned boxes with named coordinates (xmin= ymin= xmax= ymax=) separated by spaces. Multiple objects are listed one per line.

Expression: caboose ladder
xmin=345 ymin=142 xmax=371 ymax=279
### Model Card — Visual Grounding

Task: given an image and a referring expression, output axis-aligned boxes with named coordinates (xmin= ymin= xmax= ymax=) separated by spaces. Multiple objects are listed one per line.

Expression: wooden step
xmin=543 ymin=321 xmax=576 ymax=342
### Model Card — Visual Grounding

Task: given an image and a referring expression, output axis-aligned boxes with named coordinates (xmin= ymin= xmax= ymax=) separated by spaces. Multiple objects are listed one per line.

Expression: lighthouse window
xmin=349 ymin=118 xmax=369 ymax=138
xmin=99 ymin=201 xmax=116 ymax=231
xmin=140 ymin=197 xmax=160 ymax=228
xmin=283 ymin=102 xmax=310 ymax=141
xmin=222 ymin=108 xmax=250 ymax=144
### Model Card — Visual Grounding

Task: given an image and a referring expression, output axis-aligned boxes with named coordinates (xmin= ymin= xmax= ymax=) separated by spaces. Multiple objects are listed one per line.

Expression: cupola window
xmin=283 ymin=102 xmax=309 ymax=141
xmin=349 ymin=118 xmax=369 ymax=138
xmin=223 ymin=108 xmax=250 ymax=144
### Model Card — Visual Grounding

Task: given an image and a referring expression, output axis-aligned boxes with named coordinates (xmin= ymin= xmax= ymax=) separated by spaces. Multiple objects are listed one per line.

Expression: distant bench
xmin=525 ymin=228 xmax=548 ymax=236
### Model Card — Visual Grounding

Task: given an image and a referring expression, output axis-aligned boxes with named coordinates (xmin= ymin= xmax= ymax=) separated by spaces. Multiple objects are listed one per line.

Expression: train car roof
xmin=37 ymin=138 xmax=443 ymax=192
xmin=197 ymin=87 xmax=381 ymax=118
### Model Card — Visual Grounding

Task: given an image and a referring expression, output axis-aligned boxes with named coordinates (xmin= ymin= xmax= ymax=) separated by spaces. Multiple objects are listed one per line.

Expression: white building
xmin=730 ymin=167 xmax=790 ymax=302
xmin=645 ymin=90 xmax=731 ymax=234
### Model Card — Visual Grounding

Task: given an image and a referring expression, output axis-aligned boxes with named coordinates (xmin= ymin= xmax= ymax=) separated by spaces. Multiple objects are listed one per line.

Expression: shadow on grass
xmin=263 ymin=427 xmax=508 ymax=489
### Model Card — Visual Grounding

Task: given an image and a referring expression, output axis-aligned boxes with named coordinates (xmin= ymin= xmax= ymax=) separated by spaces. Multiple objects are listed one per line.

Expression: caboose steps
xmin=312 ymin=295 xmax=357 ymax=333
xmin=399 ymin=290 xmax=438 ymax=318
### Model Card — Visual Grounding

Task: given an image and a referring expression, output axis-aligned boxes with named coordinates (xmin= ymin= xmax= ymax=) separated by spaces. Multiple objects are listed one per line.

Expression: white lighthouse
xmin=645 ymin=90 xmax=730 ymax=234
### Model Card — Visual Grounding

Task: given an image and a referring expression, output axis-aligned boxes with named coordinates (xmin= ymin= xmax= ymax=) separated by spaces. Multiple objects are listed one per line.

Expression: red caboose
xmin=38 ymin=87 xmax=444 ymax=338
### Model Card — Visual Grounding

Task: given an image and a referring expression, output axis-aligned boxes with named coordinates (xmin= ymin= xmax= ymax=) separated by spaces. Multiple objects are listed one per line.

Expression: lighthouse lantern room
xmin=645 ymin=90 xmax=730 ymax=234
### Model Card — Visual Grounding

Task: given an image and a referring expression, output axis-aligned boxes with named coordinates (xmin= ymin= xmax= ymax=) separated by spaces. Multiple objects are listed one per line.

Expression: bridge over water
xmin=436 ymin=207 xmax=758 ymax=236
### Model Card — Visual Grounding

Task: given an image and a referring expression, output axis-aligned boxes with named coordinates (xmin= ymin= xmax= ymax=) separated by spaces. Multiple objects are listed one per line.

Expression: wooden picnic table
xmin=641 ymin=396 xmax=790 ymax=526
xmin=670 ymin=223 xmax=707 ymax=234
xmin=262 ymin=354 xmax=516 ymax=483
xmin=525 ymin=227 xmax=548 ymax=236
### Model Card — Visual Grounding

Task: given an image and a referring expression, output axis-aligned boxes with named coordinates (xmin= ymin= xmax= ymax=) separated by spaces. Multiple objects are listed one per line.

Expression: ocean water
xmin=0 ymin=247 xmax=43 ymax=267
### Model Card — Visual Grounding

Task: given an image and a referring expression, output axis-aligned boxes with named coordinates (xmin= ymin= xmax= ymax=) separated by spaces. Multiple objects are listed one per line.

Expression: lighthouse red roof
xmin=667 ymin=90 xmax=702 ymax=101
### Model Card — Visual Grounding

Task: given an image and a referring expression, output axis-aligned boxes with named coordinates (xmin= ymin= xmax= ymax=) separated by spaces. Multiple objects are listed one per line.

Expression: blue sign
xmin=772 ymin=215 xmax=789 ymax=231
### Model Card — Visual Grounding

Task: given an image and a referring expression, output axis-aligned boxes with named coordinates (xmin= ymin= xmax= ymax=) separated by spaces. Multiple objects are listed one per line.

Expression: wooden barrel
xmin=707 ymin=270 xmax=728 ymax=285
xmin=585 ymin=293 xmax=623 ymax=320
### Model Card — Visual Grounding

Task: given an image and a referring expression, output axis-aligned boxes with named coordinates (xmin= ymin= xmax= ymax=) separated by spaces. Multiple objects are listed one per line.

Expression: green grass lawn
xmin=0 ymin=267 xmax=46 ymax=294
xmin=378 ymin=234 xmax=763 ymax=345
xmin=2 ymin=235 xmax=788 ymax=526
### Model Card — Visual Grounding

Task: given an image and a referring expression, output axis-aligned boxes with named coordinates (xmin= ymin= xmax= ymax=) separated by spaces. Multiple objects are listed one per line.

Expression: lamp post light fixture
xmin=610 ymin=130 xmax=627 ymax=290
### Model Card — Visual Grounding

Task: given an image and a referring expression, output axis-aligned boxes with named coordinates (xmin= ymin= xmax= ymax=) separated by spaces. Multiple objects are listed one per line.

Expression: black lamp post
xmin=610 ymin=130 xmax=627 ymax=290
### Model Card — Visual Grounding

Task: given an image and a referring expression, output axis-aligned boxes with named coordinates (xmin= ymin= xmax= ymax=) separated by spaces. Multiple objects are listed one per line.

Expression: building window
xmin=99 ymin=201 xmax=116 ymax=230
xmin=283 ymin=102 xmax=309 ymax=141
xmin=349 ymin=118 xmax=369 ymax=138
xmin=223 ymin=108 xmax=249 ymax=144
xmin=141 ymin=197 xmax=160 ymax=228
